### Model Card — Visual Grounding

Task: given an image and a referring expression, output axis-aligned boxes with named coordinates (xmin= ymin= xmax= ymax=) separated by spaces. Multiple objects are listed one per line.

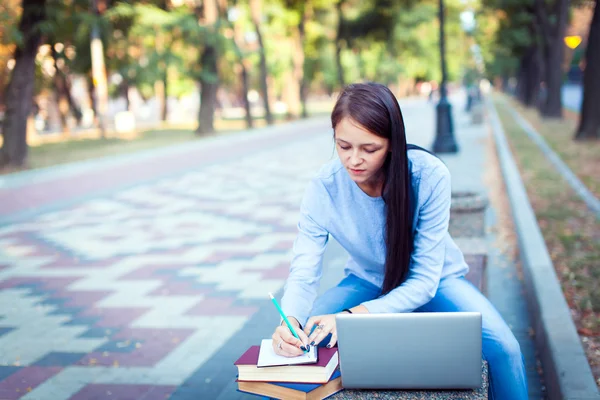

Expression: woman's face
xmin=334 ymin=117 xmax=390 ymax=191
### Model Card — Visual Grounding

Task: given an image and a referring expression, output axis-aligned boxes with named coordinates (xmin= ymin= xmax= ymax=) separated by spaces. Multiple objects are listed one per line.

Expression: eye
xmin=339 ymin=145 xmax=351 ymax=150
xmin=364 ymin=149 xmax=376 ymax=154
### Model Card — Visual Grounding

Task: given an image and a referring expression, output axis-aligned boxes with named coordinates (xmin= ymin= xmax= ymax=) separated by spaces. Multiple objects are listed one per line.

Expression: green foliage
xmin=104 ymin=2 xmax=226 ymax=98
xmin=476 ymin=0 xmax=539 ymax=79
xmin=1 ymin=0 xmax=495 ymax=116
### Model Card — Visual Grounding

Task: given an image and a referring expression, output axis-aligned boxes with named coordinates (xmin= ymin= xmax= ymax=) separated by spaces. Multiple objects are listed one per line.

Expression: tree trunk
xmin=240 ymin=62 xmax=253 ymax=129
xmin=64 ymin=73 xmax=82 ymax=125
xmin=534 ymin=41 xmax=546 ymax=109
xmin=517 ymin=48 xmax=541 ymax=107
xmin=250 ymin=0 xmax=273 ymax=125
xmin=576 ymin=0 xmax=600 ymax=140
xmin=300 ymin=77 xmax=308 ymax=119
xmin=196 ymin=0 xmax=219 ymax=135
xmin=295 ymin=2 xmax=308 ymax=119
xmin=335 ymin=0 xmax=346 ymax=88
xmin=121 ymin=79 xmax=131 ymax=111
xmin=0 ymin=64 xmax=7 ymax=109
xmin=230 ymin=1 xmax=253 ymax=129
xmin=286 ymin=35 xmax=303 ymax=119
xmin=542 ymin=44 xmax=564 ymax=117
xmin=516 ymin=56 xmax=527 ymax=104
xmin=197 ymin=44 xmax=218 ymax=134
xmin=0 ymin=0 xmax=46 ymax=169
xmin=526 ymin=51 xmax=541 ymax=107
xmin=155 ymin=78 xmax=167 ymax=122
xmin=299 ymin=0 xmax=310 ymax=118
xmin=535 ymin=0 xmax=570 ymax=118
xmin=51 ymin=44 xmax=82 ymax=129
xmin=51 ymin=44 xmax=70 ymax=134
xmin=162 ymin=70 xmax=168 ymax=122
xmin=90 ymin=0 xmax=109 ymax=137
xmin=54 ymin=76 xmax=70 ymax=133
xmin=158 ymin=1 xmax=169 ymax=122
xmin=87 ymin=74 xmax=97 ymax=118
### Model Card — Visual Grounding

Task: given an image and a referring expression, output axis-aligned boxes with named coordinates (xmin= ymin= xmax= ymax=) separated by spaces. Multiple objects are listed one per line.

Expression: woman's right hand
xmin=272 ymin=317 xmax=310 ymax=357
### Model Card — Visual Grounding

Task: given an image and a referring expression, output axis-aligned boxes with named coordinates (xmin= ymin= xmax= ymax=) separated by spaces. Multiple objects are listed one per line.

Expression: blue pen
xmin=268 ymin=292 xmax=308 ymax=353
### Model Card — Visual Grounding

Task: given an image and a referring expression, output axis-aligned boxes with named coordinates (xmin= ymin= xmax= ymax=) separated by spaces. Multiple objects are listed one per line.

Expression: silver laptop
xmin=335 ymin=312 xmax=482 ymax=389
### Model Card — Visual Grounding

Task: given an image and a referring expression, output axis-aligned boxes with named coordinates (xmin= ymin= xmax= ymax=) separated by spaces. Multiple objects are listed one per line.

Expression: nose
xmin=349 ymin=150 xmax=362 ymax=167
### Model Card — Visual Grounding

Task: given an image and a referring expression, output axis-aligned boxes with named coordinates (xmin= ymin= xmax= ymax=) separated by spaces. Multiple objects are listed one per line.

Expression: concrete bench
xmin=329 ymin=361 xmax=488 ymax=400
xmin=464 ymin=253 xmax=487 ymax=293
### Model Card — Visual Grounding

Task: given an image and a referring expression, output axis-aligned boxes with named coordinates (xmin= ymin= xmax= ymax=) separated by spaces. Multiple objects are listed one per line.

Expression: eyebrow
xmin=335 ymin=138 xmax=381 ymax=146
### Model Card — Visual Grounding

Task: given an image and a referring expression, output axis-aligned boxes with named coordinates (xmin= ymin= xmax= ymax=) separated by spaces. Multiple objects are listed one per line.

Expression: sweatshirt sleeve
xmin=361 ymin=165 xmax=451 ymax=313
xmin=280 ymin=179 xmax=330 ymax=327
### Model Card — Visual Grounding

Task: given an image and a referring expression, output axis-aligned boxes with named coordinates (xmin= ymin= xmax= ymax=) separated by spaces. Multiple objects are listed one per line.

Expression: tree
xmin=511 ymin=4 xmax=542 ymax=107
xmin=51 ymin=42 xmax=83 ymax=132
xmin=1 ymin=0 xmax=47 ymax=169
xmin=224 ymin=1 xmax=253 ymax=128
xmin=0 ymin=0 xmax=20 ymax=109
xmin=334 ymin=0 xmax=345 ymax=87
xmin=478 ymin=0 xmax=572 ymax=116
xmin=156 ymin=0 xmax=170 ymax=122
xmin=535 ymin=0 xmax=571 ymax=117
xmin=249 ymin=0 xmax=273 ymax=125
xmin=296 ymin=1 xmax=308 ymax=118
xmin=478 ymin=0 xmax=537 ymax=97
xmin=576 ymin=0 xmax=599 ymax=139
xmin=47 ymin=1 xmax=84 ymax=132
xmin=90 ymin=0 xmax=110 ymax=136
xmin=196 ymin=0 xmax=220 ymax=134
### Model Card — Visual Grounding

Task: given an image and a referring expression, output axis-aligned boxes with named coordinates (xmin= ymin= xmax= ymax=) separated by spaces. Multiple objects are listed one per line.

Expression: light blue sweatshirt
xmin=281 ymin=149 xmax=469 ymax=326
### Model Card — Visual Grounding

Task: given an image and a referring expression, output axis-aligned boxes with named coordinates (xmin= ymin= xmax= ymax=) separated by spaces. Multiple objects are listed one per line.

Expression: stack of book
xmin=234 ymin=339 xmax=342 ymax=400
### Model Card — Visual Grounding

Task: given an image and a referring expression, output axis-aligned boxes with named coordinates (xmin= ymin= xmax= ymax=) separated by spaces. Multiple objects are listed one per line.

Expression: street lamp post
xmin=432 ymin=0 xmax=458 ymax=153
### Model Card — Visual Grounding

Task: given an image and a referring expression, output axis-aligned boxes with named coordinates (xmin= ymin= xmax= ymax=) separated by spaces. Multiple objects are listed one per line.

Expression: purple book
xmin=235 ymin=345 xmax=339 ymax=384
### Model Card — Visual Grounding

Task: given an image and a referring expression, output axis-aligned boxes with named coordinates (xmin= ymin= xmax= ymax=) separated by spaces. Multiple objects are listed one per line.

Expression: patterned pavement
xmin=0 ymin=117 xmax=335 ymax=400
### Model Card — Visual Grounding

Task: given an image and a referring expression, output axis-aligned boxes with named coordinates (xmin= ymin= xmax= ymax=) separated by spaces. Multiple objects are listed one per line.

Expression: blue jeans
xmin=309 ymin=274 xmax=528 ymax=400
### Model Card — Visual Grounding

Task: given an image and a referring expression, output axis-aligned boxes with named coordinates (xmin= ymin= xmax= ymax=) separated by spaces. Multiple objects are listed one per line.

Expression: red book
xmin=234 ymin=344 xmax=339 ymax=383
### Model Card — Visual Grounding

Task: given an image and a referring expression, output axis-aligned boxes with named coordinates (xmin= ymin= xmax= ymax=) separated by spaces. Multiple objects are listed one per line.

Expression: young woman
xmin=271 ymin=82 xmax=528 ymax=399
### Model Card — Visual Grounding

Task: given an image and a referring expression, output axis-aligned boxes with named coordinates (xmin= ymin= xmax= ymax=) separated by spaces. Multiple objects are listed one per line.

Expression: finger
xmin=326 ymin=332 xmax=338 ymax=348
xmin=296 ymin=328 xmax=310 ymax=347
xmin=309 ymin=325 xmax=331 ymax=346
xmin=271 ymin=332 xmax=284 ymax=352
xmin=273 ymin=338 xmax=303 ymax=357
xmin=272 ymin=331 xmax=304 ymax=357
xmin=304 ymin=317 xmax=317 ymax=337
xmin=305 ymin=317 xmax=324 ymax=339
xmin=307 ymin=321 xmax=327 ymax=343
xmin=279 ymin=340 xmax=304 ymax=357
xmin=276 ymin=326 xmax=308 ymax=350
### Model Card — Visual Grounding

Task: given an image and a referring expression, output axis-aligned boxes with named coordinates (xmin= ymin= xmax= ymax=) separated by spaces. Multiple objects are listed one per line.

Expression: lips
xmin=349 ymin=168 xmax=365 ymax=175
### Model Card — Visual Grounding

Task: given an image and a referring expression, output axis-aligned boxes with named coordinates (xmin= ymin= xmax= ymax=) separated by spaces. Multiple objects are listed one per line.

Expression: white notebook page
xmin=256 ymin=339 xmax=318 ymax=367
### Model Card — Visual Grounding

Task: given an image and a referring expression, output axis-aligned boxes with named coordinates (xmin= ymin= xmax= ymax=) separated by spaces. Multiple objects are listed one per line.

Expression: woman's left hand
xmin=304 ymin=314 xmax=340 ymax=348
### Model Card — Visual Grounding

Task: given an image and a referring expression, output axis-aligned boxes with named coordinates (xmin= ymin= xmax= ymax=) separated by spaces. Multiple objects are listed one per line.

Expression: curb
xmin=502 ymin=99 xmax=600 ymax=220
xmin=486 ymin=97 xmax=600 ymax=399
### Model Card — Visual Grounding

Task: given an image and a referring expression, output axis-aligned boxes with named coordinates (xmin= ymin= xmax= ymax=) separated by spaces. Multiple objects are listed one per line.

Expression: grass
xmin=27 ymin=127 xmax=199 ymax=170
xmin=505 ymin=97 xmax=600 ymax=198
xmin=2 ymin=111 xmax=330 ymax=173
xmin=494 ymin=96 xmax=600 ymax=383
xmin=0 ymin=99 xmax=338 ymax=173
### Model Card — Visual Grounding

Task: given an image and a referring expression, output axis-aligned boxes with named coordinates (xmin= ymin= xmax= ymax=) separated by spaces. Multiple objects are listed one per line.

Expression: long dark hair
xmin=331 ymin=82 xmax=412 ymax=296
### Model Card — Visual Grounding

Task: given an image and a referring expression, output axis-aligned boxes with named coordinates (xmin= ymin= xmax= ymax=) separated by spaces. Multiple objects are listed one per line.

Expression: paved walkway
xmin=0 ymin=95 xmax=542 ymax=399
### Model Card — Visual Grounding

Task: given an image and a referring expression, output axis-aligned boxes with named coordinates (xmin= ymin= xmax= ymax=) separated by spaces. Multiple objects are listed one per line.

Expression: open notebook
xmin=257 ymin=339 xmax=318 ymax=367
xmin=235 ymin=340 xmax=338 ymax=383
